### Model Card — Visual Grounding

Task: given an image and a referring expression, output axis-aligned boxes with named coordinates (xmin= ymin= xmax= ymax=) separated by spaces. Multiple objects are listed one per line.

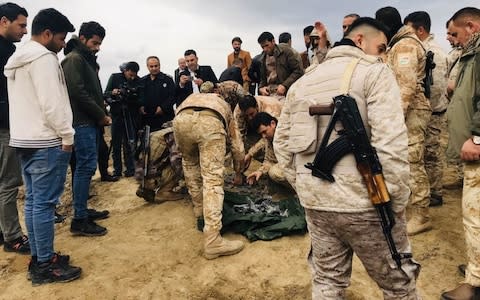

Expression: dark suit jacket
xmin=219 ymin=66 xmax=243 ymax=85
xmin=175 ymin=65 xmax=218 ymax=105
xmin=174 ymin=68 xmax=185 ymax=85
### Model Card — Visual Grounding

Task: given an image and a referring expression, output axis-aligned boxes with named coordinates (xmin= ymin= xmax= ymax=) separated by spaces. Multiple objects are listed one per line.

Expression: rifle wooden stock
xmin=357 ymin=163 xmax=390 ymax=205
xmin=309 ymin=103 xmax=334 ymax=116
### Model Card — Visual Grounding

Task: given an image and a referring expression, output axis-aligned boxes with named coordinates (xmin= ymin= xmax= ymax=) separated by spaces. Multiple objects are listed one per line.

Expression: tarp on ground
xmin=219 ymin=190 xmax=307 ymax=241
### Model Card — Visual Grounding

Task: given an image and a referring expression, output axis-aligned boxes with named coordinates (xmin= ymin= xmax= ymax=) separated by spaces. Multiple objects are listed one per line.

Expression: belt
xmin=432 ymin=109 xmax=447 ymax=116
xmin=180 ymin=107 xmax=225 ymax=127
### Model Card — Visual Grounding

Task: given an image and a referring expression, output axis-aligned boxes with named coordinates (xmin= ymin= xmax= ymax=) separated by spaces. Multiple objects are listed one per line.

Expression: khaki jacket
xmin=176 ymin=93 xmax=245 ymax=172
xmin=387 ymin=26 xmax=431 ymax=113
xmin=234 ymin=95 xmax=283 ymax=137
xmin=274 ymin=45 xmax=410 ymax=213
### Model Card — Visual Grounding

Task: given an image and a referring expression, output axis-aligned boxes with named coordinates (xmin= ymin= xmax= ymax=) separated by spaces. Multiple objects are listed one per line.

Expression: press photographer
xmin=104 ymin=61 xmax=143 ymax=178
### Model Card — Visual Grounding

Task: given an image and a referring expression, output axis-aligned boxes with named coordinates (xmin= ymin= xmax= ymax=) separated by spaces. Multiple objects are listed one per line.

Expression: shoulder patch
xmin=398 ymin=55 xmax=410 ymax=66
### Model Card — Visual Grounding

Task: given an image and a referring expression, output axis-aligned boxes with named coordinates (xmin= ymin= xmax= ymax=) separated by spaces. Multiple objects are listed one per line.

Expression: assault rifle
xmin=424 ymin=50 xmax=436 ymax=99
xmin=305 ymin=95 xmax=408 ymax=267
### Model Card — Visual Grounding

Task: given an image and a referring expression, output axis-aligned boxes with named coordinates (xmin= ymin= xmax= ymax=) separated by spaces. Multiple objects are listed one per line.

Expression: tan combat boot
xmin=441 ymin=283 xmax=480 ymax=300
xmin=203 ymin=231 xmax=244 ymax=260
xmin=191 ymin=195 xmax=203 ymax=218
xmin=407 ymin=207 xmax=432 ymax=236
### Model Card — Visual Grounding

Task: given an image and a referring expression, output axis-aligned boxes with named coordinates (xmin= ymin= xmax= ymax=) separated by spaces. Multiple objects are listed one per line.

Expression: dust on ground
xmin=0 ymin=155 xmax=466 ymax=299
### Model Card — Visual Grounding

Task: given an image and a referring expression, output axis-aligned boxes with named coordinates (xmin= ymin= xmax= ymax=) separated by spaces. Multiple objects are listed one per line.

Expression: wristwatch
xmin=473 ymin=135 xmax=480 ymax=145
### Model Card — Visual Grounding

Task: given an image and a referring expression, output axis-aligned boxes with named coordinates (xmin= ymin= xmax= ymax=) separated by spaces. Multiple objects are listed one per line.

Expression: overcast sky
xmin=14 ymin=0 xmax=479 ymax=87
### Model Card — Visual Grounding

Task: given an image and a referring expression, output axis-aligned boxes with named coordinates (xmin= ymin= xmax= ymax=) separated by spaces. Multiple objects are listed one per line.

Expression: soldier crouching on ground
xmin=246 ymin=112 xmax=294 ymax=192
xmin=274 ymin=18 xmax=420 ymax=299
xmin=173 ymin=81 xmax=245 ymax=259
xmin=135 ymin=121 xmax=185 ymax=203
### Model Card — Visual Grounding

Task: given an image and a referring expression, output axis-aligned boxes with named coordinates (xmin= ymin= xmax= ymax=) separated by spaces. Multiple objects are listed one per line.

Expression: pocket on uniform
xmin=287 ymin=112 xmax=318 ymax=154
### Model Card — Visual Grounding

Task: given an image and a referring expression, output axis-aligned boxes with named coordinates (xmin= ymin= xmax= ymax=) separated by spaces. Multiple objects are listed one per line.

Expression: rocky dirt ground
xmin=0 ymin=126 xmax=468 ymax=299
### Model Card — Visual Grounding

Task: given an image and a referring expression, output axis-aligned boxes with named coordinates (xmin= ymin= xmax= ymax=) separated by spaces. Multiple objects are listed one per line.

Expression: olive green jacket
xmin=447 ymin=33 xmax=480 ymax=159
xmin=61 ymin=37 xmax=106 ymax=127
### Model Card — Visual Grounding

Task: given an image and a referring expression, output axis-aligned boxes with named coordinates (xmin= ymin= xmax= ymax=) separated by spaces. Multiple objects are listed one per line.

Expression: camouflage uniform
xmin=386 ymin=26 xmax=432 ymax=231
xmin=254 ymin=137 xmax=290 ymax=188
xmin=233 ymin=96 xmax=283 ymax=156
xmin=274 ymin=44 xmax=419 ymax=298
xmin=136 ymin=122 xmax=185 ymax=202
xmin=173 ymin=93 xmax=244 ymax=230
xmin=423 ymin=35 xmax=449 ymax=198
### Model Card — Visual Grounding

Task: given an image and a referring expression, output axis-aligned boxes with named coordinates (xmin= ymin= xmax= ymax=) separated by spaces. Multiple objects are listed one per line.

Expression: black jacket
xmin=175 ymin=65 xmax=217 ymax=105
xmin=0 ymin=35 xmax=16 ymax=129
xmin=219 ymin=66 xmax=243 ymax=85
xmin=62 ymin=37 xmax=106 ymax=127
xmin=104 ymin=72 xmax=143 ymax=117
xmin=141 ymin=72 xmax=175 ymax=130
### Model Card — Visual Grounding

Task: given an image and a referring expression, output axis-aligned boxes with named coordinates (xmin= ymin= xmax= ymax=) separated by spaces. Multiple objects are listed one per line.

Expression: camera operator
xmin=104 ymin=61 xmax=143 ymax=178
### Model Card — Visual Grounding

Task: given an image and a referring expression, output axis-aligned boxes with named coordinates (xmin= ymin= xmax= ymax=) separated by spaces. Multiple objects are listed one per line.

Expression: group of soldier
xmin=1 ymin=2 xmax=480 ymax=299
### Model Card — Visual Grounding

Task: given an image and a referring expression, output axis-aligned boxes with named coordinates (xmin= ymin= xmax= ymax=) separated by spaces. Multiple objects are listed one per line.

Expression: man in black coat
xmin=175 ymin=49 xmax=217 ymax=105
xmin=0 ymin=2 xmax=30 ymax=254
xmin=140 ymin=56 xmax=175 ymax=131
xmin=219 ymin=57 xmax=243 ymax=85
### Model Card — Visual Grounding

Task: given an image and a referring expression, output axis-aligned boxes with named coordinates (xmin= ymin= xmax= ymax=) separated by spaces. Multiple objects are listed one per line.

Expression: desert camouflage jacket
xmin=387 ymin=26 xmax=431 ymax=114
xmin=274 ymin=45 xmax=410 ymax=213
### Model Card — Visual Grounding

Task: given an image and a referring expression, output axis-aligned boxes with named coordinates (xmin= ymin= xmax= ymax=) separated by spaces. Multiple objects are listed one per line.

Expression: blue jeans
xmin=73 ymin=125 xmax=98 ymax=219
xmin=18 ymin=146 xmax=71 ymax=262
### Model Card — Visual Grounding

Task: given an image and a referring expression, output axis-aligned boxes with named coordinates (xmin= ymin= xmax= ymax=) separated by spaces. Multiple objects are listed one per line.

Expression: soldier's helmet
xmin=200 ymin=81 xmax=215 ymax=93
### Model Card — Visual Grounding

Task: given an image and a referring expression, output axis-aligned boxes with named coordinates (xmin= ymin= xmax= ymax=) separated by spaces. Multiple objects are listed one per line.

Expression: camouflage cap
xmin=200 ymin=81 xmax=215 ymax=93
xmin=216 ymin=81 xmax=245 ymax=109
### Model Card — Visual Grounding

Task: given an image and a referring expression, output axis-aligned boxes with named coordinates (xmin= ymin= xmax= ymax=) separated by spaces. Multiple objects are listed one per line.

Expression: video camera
xmin=106 ymin=81 xmax=141 ymax=105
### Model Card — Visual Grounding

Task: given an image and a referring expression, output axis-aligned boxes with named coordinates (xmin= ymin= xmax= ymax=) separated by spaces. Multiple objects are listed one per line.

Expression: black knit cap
xmin=345 ymin=16 xmax=390 ymax=40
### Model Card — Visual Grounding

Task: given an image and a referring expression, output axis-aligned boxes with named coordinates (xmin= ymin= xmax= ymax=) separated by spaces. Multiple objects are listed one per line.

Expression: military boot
xmin=203 ymin=231 xmax=244 ymax=260
xmin=407 ymin=207 xmax=432 ymax=236
xmin=441 ymin=283 xmax=480 ymax=300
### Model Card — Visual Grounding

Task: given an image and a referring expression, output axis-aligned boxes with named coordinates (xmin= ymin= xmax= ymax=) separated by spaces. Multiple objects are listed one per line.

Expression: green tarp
xmin=198 ymin=190 xmax=307 ymax=241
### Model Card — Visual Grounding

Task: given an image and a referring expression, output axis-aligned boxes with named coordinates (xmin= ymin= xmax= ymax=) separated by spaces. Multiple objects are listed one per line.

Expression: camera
xmin=106 ymin=81 xmax=140 ymax=105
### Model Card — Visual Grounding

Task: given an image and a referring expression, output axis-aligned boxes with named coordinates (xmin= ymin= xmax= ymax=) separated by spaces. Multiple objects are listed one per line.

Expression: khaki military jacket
xmin=256 ymin=138 xmax=277 ymax=175
xmin=234 ymin=96 xmax=283 ymax=136
xmin=176 ymin=93 xmax=245 ymax=172
xmin=387 ymin=26 xmax=431 ymax=113
xmin=274 ymin=45 xmax=410 ymax=213
xmin=423 ymin=35 xmax=449 ymax=112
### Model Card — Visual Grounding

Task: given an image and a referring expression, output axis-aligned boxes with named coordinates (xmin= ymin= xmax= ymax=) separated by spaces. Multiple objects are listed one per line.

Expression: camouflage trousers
xmin=425 ymin=113 xmax=447 ymax=196
xmin=463 ymin=162 xmax=480 ymax=286
xmin=173 ymin=110 xmax=226 ymax=232
xmin=305 ymin=209 xmax=420 ymax=299
xmin=406 ymin=109 xmax=431 ymax=208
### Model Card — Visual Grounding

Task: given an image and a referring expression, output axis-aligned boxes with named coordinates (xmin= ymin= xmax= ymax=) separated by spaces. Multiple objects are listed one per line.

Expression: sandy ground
xmin=0 ymin=158 xmax=467 ymax=299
